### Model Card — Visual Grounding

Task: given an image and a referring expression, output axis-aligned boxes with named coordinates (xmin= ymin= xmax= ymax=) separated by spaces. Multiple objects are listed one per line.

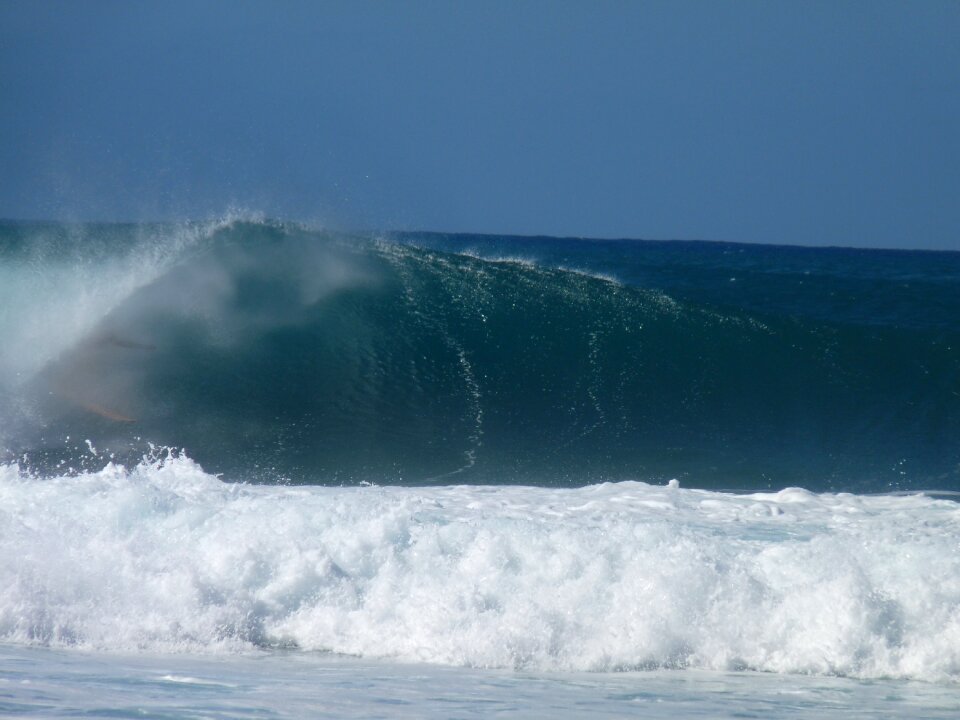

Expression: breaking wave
xmin=1 ymin=218 xmax=958 ymax=490
xmin=1 ymin=454 xmax=958 ymax=681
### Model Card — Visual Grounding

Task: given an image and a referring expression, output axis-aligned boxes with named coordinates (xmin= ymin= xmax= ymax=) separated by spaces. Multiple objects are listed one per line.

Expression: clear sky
xmin=1 ymin=0 xmax=958 ymax=249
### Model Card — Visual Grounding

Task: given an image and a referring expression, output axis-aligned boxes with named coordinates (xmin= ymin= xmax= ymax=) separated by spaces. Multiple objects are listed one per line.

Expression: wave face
xmin=1 ymin=219 xmax=958 ymax=491
xmin=1 ymin=455 xmax=959 ymax=680
xmin=2 ymin=219 xmax=960 ymax=683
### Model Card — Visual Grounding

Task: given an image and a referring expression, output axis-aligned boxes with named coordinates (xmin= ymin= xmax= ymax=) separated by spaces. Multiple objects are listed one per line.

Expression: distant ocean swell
xmin=1 ymin=217 xmax=957 ymax=491
xmin=1 ymin=454 xmax=958 ymax=681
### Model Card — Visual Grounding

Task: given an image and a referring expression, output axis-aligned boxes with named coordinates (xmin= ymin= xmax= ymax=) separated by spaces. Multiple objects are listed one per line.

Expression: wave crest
xmin=2 ymin=220 xmax=959 ymax=491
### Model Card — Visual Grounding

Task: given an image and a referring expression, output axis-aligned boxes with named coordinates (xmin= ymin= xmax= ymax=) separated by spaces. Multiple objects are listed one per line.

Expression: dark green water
xmin=2 ymin=219 xmax=958 ymax=491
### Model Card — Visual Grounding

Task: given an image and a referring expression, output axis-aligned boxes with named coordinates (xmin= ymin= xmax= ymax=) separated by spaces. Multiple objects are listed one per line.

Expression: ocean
xmin=1 ymin=216 xmax=958 ymax=717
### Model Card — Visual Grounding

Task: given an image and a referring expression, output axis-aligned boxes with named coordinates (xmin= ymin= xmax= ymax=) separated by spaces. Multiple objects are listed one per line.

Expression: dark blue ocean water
xmin=1 ymin=218 xmax=958 ymax=492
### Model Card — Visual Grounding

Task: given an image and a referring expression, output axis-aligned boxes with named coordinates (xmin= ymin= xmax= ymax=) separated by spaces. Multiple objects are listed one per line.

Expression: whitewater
xmin=1 ymin=217 xmax=959 ymax=717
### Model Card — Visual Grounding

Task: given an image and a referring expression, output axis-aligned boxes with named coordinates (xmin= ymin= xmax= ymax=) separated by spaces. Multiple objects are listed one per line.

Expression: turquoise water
xmin=2 ymin=218 xmax=958 ymax=490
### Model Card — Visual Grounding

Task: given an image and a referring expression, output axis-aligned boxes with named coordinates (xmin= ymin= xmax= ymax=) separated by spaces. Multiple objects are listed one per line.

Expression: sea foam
xmin=1 ymin=454 xmax=958 ymax=682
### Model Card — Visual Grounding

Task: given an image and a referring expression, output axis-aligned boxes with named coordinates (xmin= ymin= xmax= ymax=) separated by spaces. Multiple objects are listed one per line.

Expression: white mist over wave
xmin=1 ymin=454 xmax=959 ymax=682
xmin=0 ymin=213 xmax=254 ymax=387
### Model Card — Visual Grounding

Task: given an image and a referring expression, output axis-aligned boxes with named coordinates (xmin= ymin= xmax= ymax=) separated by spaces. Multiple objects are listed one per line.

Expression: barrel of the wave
xmin=3 ymin=219 xmax=958 ymax=493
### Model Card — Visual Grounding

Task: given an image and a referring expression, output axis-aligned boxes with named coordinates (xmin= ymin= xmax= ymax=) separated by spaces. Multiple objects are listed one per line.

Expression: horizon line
xmin=0 ymin=216 xmax=956 ymax=255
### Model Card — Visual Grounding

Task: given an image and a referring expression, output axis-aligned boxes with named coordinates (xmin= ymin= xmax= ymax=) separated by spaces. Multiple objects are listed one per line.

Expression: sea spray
xmin=2 ymin=220 xmax=958 ymax=490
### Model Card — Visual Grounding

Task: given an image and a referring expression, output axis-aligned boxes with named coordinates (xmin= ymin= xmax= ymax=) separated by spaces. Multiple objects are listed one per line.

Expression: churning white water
xmin=2 ymin=453 xmax=959 ymax=682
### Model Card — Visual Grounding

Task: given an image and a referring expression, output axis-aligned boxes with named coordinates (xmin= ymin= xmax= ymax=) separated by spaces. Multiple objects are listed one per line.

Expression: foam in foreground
xmin=1 ymin=453 xmax=958 ymax=682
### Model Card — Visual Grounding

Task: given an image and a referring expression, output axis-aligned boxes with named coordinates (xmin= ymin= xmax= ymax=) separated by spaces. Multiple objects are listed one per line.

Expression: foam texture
xmin=2 ymin=454 xmax=959 ymax=681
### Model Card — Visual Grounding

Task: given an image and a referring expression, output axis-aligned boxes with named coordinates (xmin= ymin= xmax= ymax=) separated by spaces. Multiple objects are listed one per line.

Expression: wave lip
xmin=0 ymin=214 xmax=255 ymax=386
xmin=1 ymin=454 xmax=958 ymax=682
xmin=5 ymin=220 xmax=959 ymax=491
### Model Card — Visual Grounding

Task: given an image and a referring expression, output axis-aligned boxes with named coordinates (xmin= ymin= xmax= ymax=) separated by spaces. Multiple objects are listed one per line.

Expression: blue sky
xmin=1 ymin=0 xmax=958 ymax=249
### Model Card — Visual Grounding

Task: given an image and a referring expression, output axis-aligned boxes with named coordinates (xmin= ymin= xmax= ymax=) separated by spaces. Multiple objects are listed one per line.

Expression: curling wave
xmin=1 ymin=218 xmax=958 ymax=491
